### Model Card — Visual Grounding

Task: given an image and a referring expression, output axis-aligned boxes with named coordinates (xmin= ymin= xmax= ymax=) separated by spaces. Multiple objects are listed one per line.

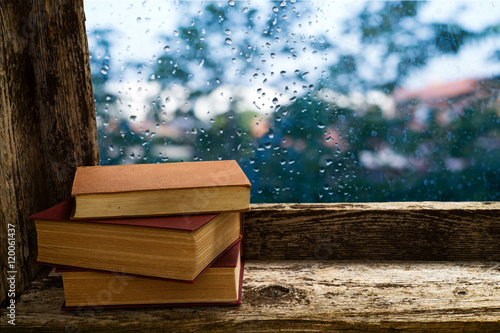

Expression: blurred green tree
xmin=90 ymin=1 xmax=500 ymax=202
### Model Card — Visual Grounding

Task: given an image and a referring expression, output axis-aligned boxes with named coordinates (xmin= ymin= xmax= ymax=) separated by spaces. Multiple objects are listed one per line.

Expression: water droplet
xmin=100 ymin=68 xmax=108 ymax=75
xmin=280 ymin=70 xmax=287 ymax=77
xmin=272 ymin=97 xmax=279 ymax=104
xmin=265 ymin=142 xmax=272 ymax=149
xmin=109 ymin=145 xmax=114 ymax=151
xmin=228 ymin=0 xmax=235 ymax=6
xmin=164 ymin=46 xmax=170 ymax=52
xmin=165 ymin=97 xmax=171 ymax=103
xmin=173 ymin=30 xmax=179 ymax=36
xmin=272 ymin=6 xmax=279 ymax=12
xmin=225 ymin=38 xmax=232 ymax=45
xmin=326 ymin=159 xmax=333 ymax=166
xmin=317 ymin=122 xmax=326 ymax=129
xmin=198 ymin=59 xmax=205 ymax=67
xmin=217 ymin=154 xmax=223 ymax=160
xmin=130 ymin=115 xmax=137 ymax=122
xmin=225 ymin=29 xmax=231 ymax=35
xmin=268 ymin=129 xmax=274 ymax=138
xmin=136 ymin=17 xmax=142 ymax=23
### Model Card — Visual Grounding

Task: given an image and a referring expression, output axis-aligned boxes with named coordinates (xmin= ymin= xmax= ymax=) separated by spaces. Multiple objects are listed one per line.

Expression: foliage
xmin=90 ymin=1 xmax=500 ymax=202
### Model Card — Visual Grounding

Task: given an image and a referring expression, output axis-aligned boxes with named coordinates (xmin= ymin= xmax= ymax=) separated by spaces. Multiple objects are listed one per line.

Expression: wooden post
xmin=0 ymin=0 xmax=99 ymax=306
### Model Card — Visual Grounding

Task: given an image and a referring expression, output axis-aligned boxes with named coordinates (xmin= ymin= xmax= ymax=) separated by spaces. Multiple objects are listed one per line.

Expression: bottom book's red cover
xmin=58 ymin=241 xmax=244 ymax=310
xmin=59 ymin=261 xmax=244 ymax=310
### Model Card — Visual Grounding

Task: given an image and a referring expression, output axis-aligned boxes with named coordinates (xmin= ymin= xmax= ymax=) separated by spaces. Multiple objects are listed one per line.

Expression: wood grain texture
xmin=244 ymin=202 xmax=500 ymax=261
xmin=0 ymin=262 xmax=498 ymax=332
xmin=0 ymin=0 xmax=99 ymax=306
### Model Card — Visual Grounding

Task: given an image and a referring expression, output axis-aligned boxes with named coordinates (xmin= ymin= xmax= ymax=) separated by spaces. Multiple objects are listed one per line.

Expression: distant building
xmin=394 ymin=76 xmax=499 ymax=115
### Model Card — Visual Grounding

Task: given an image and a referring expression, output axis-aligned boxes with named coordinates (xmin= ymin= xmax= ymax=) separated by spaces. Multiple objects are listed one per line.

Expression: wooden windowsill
xmin=2 ymin=261 xmax=499 ymax=331
xmin=1 ymin=202 xmax=499 ymax=331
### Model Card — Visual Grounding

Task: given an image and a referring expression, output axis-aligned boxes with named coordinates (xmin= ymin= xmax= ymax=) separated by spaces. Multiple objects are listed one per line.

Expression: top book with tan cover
xmin=71 ymin=160 xmax=251 ymax=219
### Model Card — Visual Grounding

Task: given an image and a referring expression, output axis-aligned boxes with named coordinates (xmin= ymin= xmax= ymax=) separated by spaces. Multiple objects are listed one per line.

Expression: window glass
xmin=85 ymin=0 xmax=500 ymax=202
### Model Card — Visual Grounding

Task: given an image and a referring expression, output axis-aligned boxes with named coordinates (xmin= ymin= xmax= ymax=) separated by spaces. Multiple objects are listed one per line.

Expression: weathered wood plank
xmin=1 ymin=262 xmax=499 ymax=331
xmin=0 ymin=0 xmax=99 ymax=306
xmin=244 ymin=202 xmax=500 ymax=261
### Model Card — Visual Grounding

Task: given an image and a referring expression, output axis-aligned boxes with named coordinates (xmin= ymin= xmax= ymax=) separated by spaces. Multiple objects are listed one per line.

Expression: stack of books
xmin=30 ymin=160 xmax=251 ymax=309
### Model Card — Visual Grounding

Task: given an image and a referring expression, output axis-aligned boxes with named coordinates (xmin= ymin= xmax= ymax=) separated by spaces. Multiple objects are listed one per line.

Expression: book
xmin=30 ymin=200 xmax=242 ymax=281
xmin=58 ymin=241 xmax=243 ymax=309
xmin=71 ymin=160 xmax=251 ymax=219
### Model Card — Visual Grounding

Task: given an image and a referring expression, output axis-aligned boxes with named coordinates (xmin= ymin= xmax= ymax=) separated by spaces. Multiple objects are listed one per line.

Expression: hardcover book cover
xmin=70 ymin=160 xmax=251 ymax=219
xmin=58 ymin=241 xmax=244 ymax=309
xmin=30 ymin=200 xmax=243 ymax=282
